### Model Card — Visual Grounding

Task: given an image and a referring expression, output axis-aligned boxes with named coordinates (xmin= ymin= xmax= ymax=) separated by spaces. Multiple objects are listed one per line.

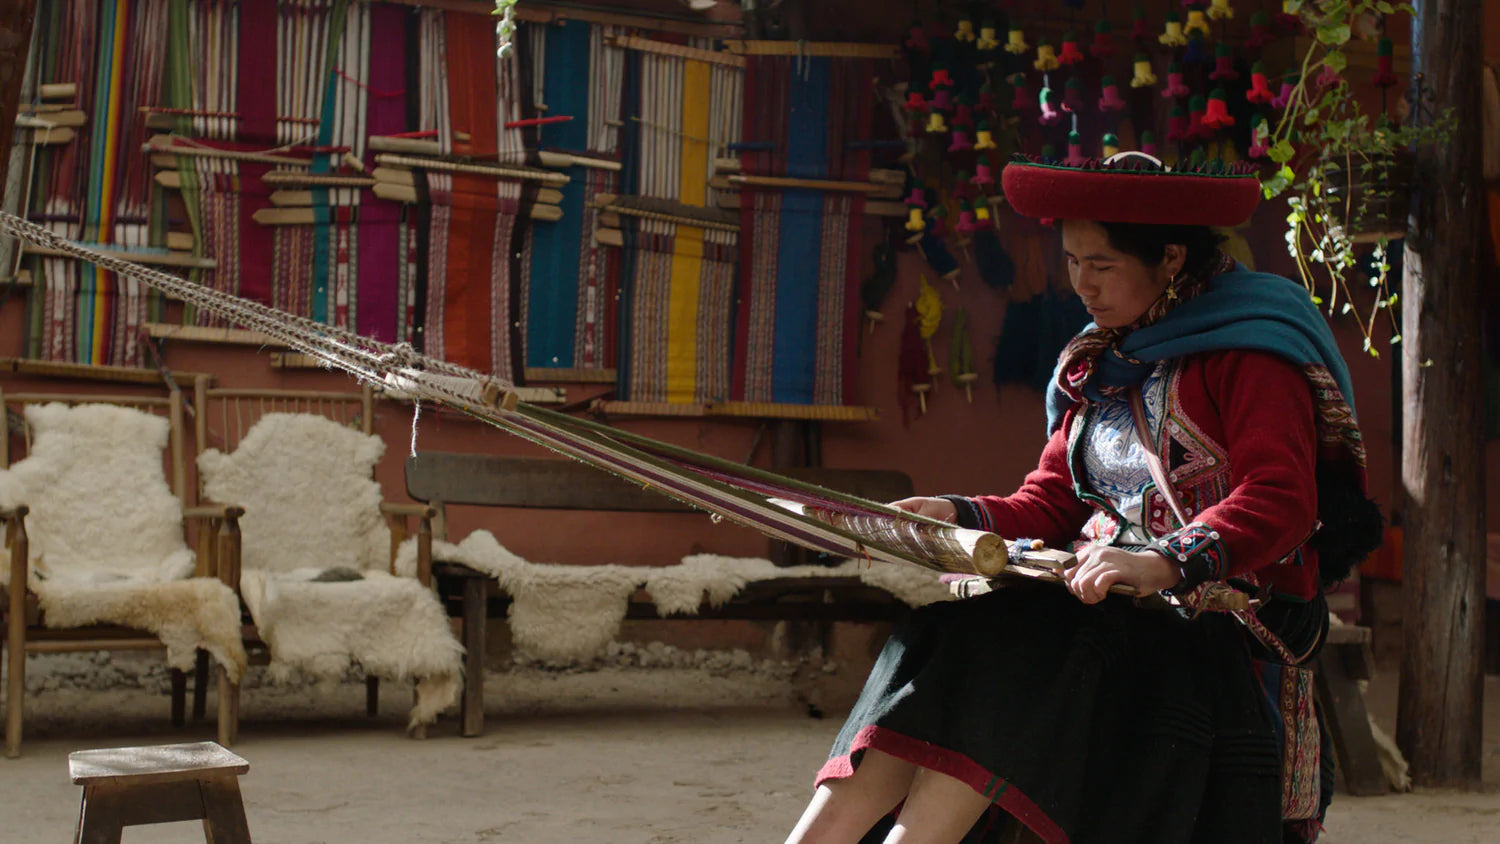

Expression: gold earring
xmin=1165 ymin=273 xmax=1180 ymax=301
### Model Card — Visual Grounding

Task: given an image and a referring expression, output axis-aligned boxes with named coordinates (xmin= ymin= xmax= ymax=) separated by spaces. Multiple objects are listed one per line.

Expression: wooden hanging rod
xmin=0 ymin=357 xmax=210 ymax=386
xmin=145 ymin=135 xmax=313 ymax=167
xmin=605 ymin=34 xmax=744 ymax=68
xmin=22 ymin=243 xmax=215 ymax=269
xmin=373 ymin=154 xmax=569 ymax=186
xmin=724 ymin=174 xmax=892 ymax=194
xmin=143 ymin=323 xmax=284 ymax=347
xmin=378 ymin=0 xmax=741 ymax=39
xmin=723 ymin=41 xmax=900 ymax=60
xmin=261 ymin=171 xmax=377 ymax=188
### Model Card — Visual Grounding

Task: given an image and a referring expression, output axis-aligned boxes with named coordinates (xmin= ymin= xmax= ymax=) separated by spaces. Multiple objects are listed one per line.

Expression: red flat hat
xmin=1001 ymin=153 xmax=1261 ymax=227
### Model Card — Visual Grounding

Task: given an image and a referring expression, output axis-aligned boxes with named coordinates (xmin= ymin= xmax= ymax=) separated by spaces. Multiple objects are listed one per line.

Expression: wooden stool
xmin=69 ymin=741 xmax=252 ymax=844
xmin=1313 ymin=624 xmax=1388 ymax=796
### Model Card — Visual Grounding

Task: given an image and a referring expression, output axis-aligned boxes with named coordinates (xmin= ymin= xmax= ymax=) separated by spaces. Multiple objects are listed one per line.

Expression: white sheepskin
xmin=199 ymin=413 xmax=462 ymax=729
xmin=396 ymin=529 xmax=951 ymax=665
xmin=0 ymin=403 xmax=247 ymax=680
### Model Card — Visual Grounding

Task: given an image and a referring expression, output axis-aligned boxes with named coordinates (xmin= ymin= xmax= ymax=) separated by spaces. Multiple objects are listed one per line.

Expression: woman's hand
xmin=889 ymin=496 xmax=958 ymax=524
xmin=1064 ymin=545 xmax=1183 ymax=604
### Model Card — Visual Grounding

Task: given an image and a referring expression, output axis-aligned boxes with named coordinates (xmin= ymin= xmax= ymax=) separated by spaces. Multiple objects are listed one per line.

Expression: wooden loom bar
xmin=16 ymin=109 xmax=84 ymax=127
xmin=373 ymin=153 xmax=569 ymax=186
xmin=205 ymin=388 xmax=371 ymax=401
xmin=361 ymin=185 xmax=565 ymax=221
xmin=3 ymin=392 xmax=172 ymax=406
xmin=37 ymin=82 xmax=74 ymax=100
xmin=525 ymin=367 xmax=617 ymax=384
xmin=145 ymin=136 xmax=313 ymax=167
xmin=605 ymin=34 xmax=744 ymax=68
xmin=0 ymin=357 xmax=209 ymax=386
xmin=21 ymin=243 xmax=215 ymax=269
xmin=143 ymin=323 xmax=285 ymax=347
xmin=593 ymin=400 xmax=879 ymax=421
xmin=261 ymin=171 xmax=377 ymax=188
xmin=535 ymin=150 xmax=622 ymax=172
xmin=725 ymin=174 xmax=892 ymax=194
xmin=723 ymin=40 xmax=900 ymax=59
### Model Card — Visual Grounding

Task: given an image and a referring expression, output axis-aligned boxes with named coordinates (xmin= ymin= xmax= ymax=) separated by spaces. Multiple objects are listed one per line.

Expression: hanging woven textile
xmin=613 ymin=39 xmax=742 ymax=405
xmin=25 ymin=0 xmax=169 ymax=366
xmin=518 ymin=21 xmax=624 ymax=378
xmin=733 ymin=53 xmax=872 ymax=406
xmin=409 ymin=7 xmax=528 ymax=379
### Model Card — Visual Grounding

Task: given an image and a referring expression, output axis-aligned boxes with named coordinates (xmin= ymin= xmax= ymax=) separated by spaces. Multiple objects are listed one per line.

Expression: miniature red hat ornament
xmin=1373 ymin=36 xmax=1398 ymax=87
xmin=1188 ymin=93 xmax=1212 ymax=139
xmin=1065 ymin=130 xmax=1087 ymax=166
xmin=1203 ymin=88 xmax=1235 ymax=129
xmin=1099 ymin=76 xmax=1127 ymax=111
xmin=1163 ymin=62 xmax=1191 ymax=98
xmin=1209 ymin=44 xmax=1239 ymax=82
xmin=1167 ymin=104 xmax=1190 ymax=141
xmin=1010 ymin=73 xmax=1035 ymax=113
xmin=1247 ymin=61 xmax=1275 ymax=103
xmin=905 ymin=20 xmax=929 ymax=52
xmin=1246 ymin=11 xmax=1273 ymax=47
xmin=1000 ymin=151 xmax=1261 ymax=227
xmin=1059 ymin=31 xmax=1086 ymax=65
xmin=1272 ymin=69 xmax=1299 ymax=109
xmin=1131 ymin=5 xmax=1151 ymax=42
xmin=1091 ymin=20 xmax=1116 ymax=59
xmin=1140 ymin=130 xmax=1160 ymax=157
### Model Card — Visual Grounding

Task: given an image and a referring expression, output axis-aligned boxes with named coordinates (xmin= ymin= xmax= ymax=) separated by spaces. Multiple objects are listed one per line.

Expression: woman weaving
xmin=784 ymin=154 xmax=1381 ymax=844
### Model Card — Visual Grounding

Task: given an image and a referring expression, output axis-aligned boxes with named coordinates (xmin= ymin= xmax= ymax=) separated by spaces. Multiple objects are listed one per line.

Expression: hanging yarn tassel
xmin=1005 ymin=26 xmax=1030 ymax=55
xmin=1167 ymin=105 xmax=1190 ymax=142
xmin=1099 ymin=75 xmax=1127 ymax=111
xmin=972 ymin=160 xmax=997 ymax=187
xmin=1034 ymin=39 xmax=1060 ymax=71
xmin=1274 ymin=1 xmax=1303 ymax=35
xmin=1140 ymin=129 xmax=1159 ymax=157
xmin=1063 ymin=77 xmax=1085 ymax=113
xmin=1185 ymin=9 xmax=1211 ymax=37
xmin=860 ymin=229 xmax=899 ymax=335
xmin=977 ymin=20 xmax=1001 ymax=52
xmin=950 ymin=308 xmax=979 ymax=402
xmin=906 ymin=20 xmax=930 ymax=51
xmin=899 ymin=304 xmax=929 ymax=423
xmin=1039 ymin=85 xmax=1064 ymax=125
xmin=1209 ymin=0 xmax=1234 ymax=20
xmin=955 ymin=200 xmax=980 ymax=236
xmin=971 ymin=205 xmax=1015 ymax=290
xmin=1247 ymin=11 xmax=1273 ymax=47
xmin=905 ymin=85 xmax=931 ymax=115
xmin=926 ymin=110 xmax=949 ymax=134
xmin=1159 ymin=12 xmax=1187 ymax=47
xmin=1272 ymin=70 xmax=1299 ymax=109
xmin=974 ymin=121 xmax=998 ymax=151
xmin=1065 ymin=129 xmax=1087 ymax=166
xmin=1248 ymin=113 xmax=1271 ymax=158
xmin=904 ymin=184 xmax=928 ymax=239
xmin=1131 ymin=53 xmax=1159 ymax=88
xmin=1373 ymin=36 xmax=1398 ymax=88
xmin=1163 ymin=62 xmax=1191 ymax=98
xmin=1247 ymin=61 xmax=1275 ymax=103
xmin=1184 ymin=31 xmax=1210 ymax=66
xmin=1102 ymin=132 xmax=1121 ymax=157
xmin=1010 ymin=73 xmax=1036 ymax=113
xmin=918 ymin=229 xmax=962 ymax=281
xmin=1131 ymin=5 xmax=1151 ymax=42
xmin=949 ymin=127 xmax=974 ymax=153
xmin=1187 ymin=94 xmax=1211 ymax=139
xmin=978 ymin=81 xmax=999 ymax=114
xmin=1203 ymin=88 xmax=1235 ymax=129
xmin=916 ymin=275 xmax=945 ymax=390
xmin=1058 ymin=31 xmax=1086 ymax=66
xmin=1092 ymin=20 xmax=1116 ymax=59
xmin=1210 ymin=44 xmax=1239 ymax=81
xmin=954 ymin=17 xmax=977 ymax=42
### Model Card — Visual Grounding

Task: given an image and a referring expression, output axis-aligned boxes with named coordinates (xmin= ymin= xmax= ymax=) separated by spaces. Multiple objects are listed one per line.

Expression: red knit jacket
xmin=961 ymin=349 xmax=1321 ymax=599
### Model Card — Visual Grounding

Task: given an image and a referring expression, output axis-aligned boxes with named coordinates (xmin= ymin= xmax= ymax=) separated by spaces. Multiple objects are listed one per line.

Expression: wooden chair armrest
xmin=379 ymin=502 xmax=437 ymax=519
xmin=183 ymin=503 xmax=247 ymax=521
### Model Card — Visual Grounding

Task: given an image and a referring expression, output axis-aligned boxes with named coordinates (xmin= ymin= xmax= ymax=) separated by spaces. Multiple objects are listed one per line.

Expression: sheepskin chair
xmin=0 ymin=403 xmax=247 ymax=678
xmin=198 ymin=413 xmax=461 ymax=730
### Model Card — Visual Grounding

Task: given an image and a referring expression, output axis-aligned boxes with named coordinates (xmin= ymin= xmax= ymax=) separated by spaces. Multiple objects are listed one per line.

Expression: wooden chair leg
xmin=193 ymin=650 xmax=210 ymax=722
xmin=170 ymin=668 xmax=187 ymax=727
xmin=366 ymin=676 xmax=379 ymax=716
xmin=6 ymin=616 xmax=22 ymax=758
xmin=217 ymin=665 xmax=239 ymax=747
xmin=461 ymin=574 xmax=487 ymax=738
xmin=199 ymin=777 xmax=253 ymax=844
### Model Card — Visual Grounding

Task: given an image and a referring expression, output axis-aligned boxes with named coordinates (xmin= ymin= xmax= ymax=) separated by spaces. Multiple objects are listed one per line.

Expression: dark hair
xmin=1097 ymin=222 xmax=1227 ymax=277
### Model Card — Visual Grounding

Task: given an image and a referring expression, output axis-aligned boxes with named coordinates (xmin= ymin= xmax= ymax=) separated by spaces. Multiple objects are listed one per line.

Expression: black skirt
xmin=817 ymin=583 xmax=1328 ymax=844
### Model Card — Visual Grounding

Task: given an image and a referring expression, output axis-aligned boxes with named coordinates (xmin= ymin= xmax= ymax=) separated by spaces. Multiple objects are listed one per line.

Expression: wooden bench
xmin=403 ymin=452 xmax=916 ymax=737
xmin=1314 ymin=623 xmax=1389 ymax=795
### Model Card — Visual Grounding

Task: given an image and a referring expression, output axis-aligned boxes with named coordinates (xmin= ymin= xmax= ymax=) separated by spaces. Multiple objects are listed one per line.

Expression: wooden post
xmin=1396 ymin=0 xmax=1487 ymax=789
xmin=0 ymin=0 xmax=36 ymax=191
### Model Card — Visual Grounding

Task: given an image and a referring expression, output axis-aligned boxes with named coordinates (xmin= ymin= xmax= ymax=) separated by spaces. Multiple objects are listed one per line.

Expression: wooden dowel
xmin=268 ymin=190 xmax=314 ymax=207
xmin=207 ymin=388 xmax=364 ymax=401
xmin=367 ymin=135 xmax=442 ymax=155
xmin=723 ymin=40 xmax=900 ymax=59
xmin=535 ymin=150 xmax=622 ymax=172
xmin=146 ymin=135 xmax=312 ymax=167
xmin=143 ymin=323 xmax=285 ymax=347
xmin=373 ymin=153 xmax=569 ymax=186
xmin=595 ymin=228 xmax=624 ymax=247
xmin=165 ymin=232 xmax=194 ymax=251
xmin=21 ymin=243 xmax=215 ymax=269
xmin=267 ymin=193 xmax=564 ymax=222
xmin=18 ymin=109 xmax=84 ymax=127
xmin=38 ymin=82 xmax=75 ymax=100
xmin=604 ymin=34 xmax=745 ymax=67
xmin=28 ymin=126 xmax=74 ymax=146
xmin=261 ymin=171 xmax=376 ymax=187
xmin=724 ymin=174 xmax=890 ymax=194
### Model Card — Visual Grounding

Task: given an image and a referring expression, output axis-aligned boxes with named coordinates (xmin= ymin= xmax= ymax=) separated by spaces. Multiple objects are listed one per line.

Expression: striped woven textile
xmin=25 ymin=0 xmax=169 ymax=366
xmin=519 ymin=22 xmax=623 ymax=376
xmin=614 ymin=41 xmax=743 ymax=403
xmin=733 ymin=55 xmax=873 ymax=406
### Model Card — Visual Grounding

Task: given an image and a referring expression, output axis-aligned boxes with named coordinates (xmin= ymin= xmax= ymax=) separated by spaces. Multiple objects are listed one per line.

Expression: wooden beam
xmin=143 ymin=323 xmax=285 ymax=347
xmin=604 ymin=34 xmax=744 ymax=68
xmin=723 ymin=40 xmax=899 ymax=60
xmin=378 ymin=0 xmax=741 ymax=39
xmin=0 ymin=0 xmax=38 ymax=191
xmin=1397 ymin=0 xmax=1487 ymax=789
xmin=0 ymin=357 xmax=209 ymax=386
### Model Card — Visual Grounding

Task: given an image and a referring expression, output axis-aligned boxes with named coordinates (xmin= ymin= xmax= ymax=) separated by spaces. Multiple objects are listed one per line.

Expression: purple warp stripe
xmin=500 ymin=414 xmax=875 ymax=559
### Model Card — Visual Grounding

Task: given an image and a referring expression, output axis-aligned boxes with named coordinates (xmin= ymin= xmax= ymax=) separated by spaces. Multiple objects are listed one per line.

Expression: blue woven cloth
xmin=1046 ymin=266 xmax=1356 ymax=433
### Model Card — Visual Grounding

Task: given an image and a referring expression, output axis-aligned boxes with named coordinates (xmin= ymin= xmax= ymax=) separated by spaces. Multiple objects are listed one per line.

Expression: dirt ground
xmin=4 ymin=647 xmax=1498 ymax=843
